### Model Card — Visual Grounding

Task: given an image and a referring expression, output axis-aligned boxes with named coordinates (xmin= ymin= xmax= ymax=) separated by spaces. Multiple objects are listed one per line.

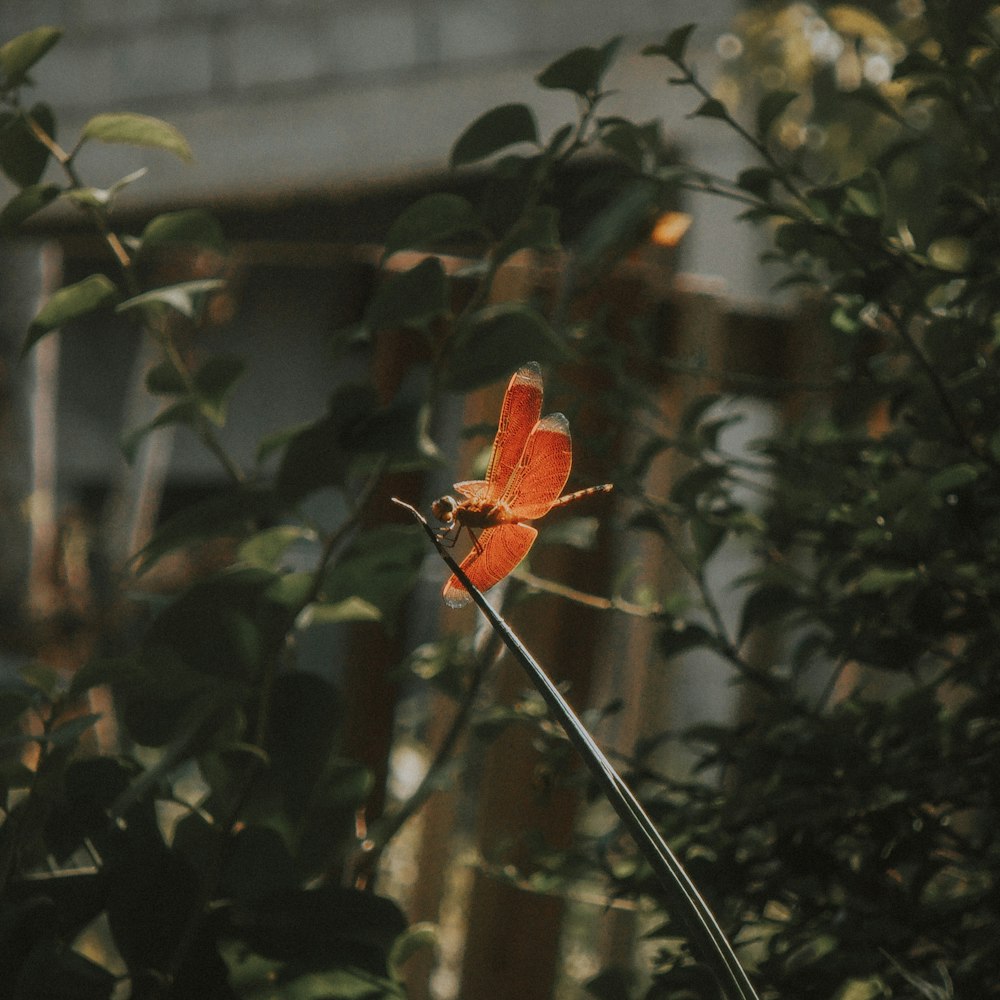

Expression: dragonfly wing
xmin=482 ymin=363 xmax=544 ymax=501
xmin=500 ymin=412 xmax=572 ymax=520
xmin=442 ymin=523 xmax=538 ymax=607
xmin=453 ymin=479 xmax=488 ymax=500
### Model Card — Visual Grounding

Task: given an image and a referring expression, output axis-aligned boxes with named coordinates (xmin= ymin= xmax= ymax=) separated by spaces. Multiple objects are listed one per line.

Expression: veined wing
xmin=481 ymin=363 xmax=544 ymax=501
xmin=500 ymin=412 xmax=572 ymax=520
xmin=442 ymin=522 xmax=538 ymax=607
xmin=453 ymin=479 xmax=488 ymax=500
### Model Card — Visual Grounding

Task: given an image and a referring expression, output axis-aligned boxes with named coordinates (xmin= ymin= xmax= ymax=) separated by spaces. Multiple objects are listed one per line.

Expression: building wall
xmin=0 ymin=0 xmax=767 ymax=298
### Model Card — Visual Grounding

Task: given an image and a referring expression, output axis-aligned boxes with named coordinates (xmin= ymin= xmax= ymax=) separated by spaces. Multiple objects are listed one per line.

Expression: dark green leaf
xmin=738 ymin=583 xmax=804 ymax=641
xmin=447 ymin=302 xmax=570 ymax=391
xmin=657 ymin=620 xmax=718 ymax=658
xmin=130 ymin=486 xmax=274 ymax=574
xmin=925 ymin=463 xmax=978 ymax=495
xmin=323 ymin=524 xmax=425 ymax=627
xmin=0 ymin=104 xmax=55 ymax=186
xmin=689 ymin=98 xmax=729 ymax=121
xmin=756 ymin=90 xmax=799 ymax=137
xmin=119 ymin=399 xmax=198 ymax=464
xmin=365 ymin=256 xmax=448 ymax=333
xmin=221 ymin=826 xmax=298 ymax=904
xmin=139 ymin=209 xmax=226 ymax=254
xmin=536 ymin=37 xmax=622 ymax=97
xmin=669 ymin=464 xmax=727 ymax=510
xmin=225 ymin=884 xmax=406 ymax=972
xmin=80 ymin=111 xmax=193 ymax=162
xmin=23 ymin=274 xmax=119 ymax=356
xmin=0 ymin=26 xmax=63 ymax=88
xmin=842 ymin=85 xmax=904 ymax=124
xmin=493 ymin=205 xmax=561 ymax=264
xmin=643 ymin=24 xmax=696 ymax=64
xmin=852 ymin=566 xmax=919 ymax=593
xmin=0 ymin=181 xmax=59 ymax=231
xmin=574 ymin=178 xmax=660 ymax=271
xmin=142 ymin=566 xmax=285 ymax=681
xmin=679 ymin=393 xmax=722 ymax=438
xmin=144 ymin=358 xmax=187 ymax=395
xmin=46 ymin=712 xmax=102 ymax=748
xmin=275 ymin=384 xmax=437 ymax=502
xmin=382 ymin=193 xmax=481 ymax=257
xmin=451 ymin=103 xmax=539 ymax=167
xmin=193 ymin=353 xmax=247 ymax=425
xmin=735 ymin=167 xmax=776 ymax=199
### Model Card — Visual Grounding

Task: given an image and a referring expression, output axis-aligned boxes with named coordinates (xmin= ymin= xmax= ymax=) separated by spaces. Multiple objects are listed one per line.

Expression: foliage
xmin=564 ymin=6 xmax=996 ymax=999
xmin=3 ymin=3 xmax=1000 ymax=999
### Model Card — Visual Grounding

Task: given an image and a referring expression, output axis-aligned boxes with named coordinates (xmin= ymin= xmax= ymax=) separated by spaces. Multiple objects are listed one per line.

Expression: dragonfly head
xmin=431 ymin=495 xmax=458 ymax=524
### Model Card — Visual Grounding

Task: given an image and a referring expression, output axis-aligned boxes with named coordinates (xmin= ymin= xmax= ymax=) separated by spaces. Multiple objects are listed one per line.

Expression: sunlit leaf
xmin=23 ymin=274 xmax=119 ymax=357
xmin=0 ymin=26 xmax=63 ymax=88
xmin=80 ymin=111 xmax=193 ymax=162
xmin=116 ymin=278 xmax=226 ymax=319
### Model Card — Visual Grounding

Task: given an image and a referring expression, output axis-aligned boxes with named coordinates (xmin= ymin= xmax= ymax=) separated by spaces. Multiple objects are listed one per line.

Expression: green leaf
xmin=225 ymin=884 xmax=406 ymax=974
xmin=139 ymin=208 xmax=226 ymax=253
xmin=145 ymin=358 xmax=187 ymax=395
xmin=536 ymin=37 xmax=622 ymax=97
xmin=0 ymin=181 xmax=59 ymax=231
xmin=0 ymin=103 xmax=55 ymax=187
xmin=447 ymin=303 xmax=570 ymax=391
xmin=657 ymin=620 xmax=717 ymax=658
xmin=130 ymin=486 xmax=273 ymax=574
xmin=238 ymin=525 xmax=314 ymax=570
xmin=119 ymin=399 xmax=198 ymax=464
xmin=493 ymin=205 xmax=561 ymax=264
xmin=193 ymin=353 xmax=247 ymax=425
xmin=451 ymin=103 xmax=539 ymax=167
xmin=574 ymin=178 xmax=660 ymax=272
xmin=275 ymin=384 xmax=437 ymax=502
xmin=389 ymin=923 xmax=439 ymax=981
xmin=643 ymin=24 xmax=696 ymax=64
xmin=852 ymin=566 xmax=919 ymax=593
xmin=116 ymin=278 xmax=226 ymax=319
xmin=383 ymin=193 xmax=481 ymax=257
xmin=756 ymin=90 xmax=799 ymax=137
xmin=736 ymin=166 xmax=776 ymax=199
xmin=925 ymin=463 xmax=978 ymax=495
xmin=0 ymin=26 xmax=63 ymax=88
xmin=23 ymin=273 xmax=119 ymax=356
xmin=322 ymin=525 xmax=425 ymax=628
xmin=306 ymin=595 xmax=382 ymax=625
xmin=79 ymin=111 xmax=193 ymax=162
xmin=365 ymin=256 xmax=448 ymax=333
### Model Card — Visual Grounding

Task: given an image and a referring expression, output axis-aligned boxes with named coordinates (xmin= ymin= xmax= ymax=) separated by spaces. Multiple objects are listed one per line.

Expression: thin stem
xmin=393 ymin=497 xmax=761 ymax=1000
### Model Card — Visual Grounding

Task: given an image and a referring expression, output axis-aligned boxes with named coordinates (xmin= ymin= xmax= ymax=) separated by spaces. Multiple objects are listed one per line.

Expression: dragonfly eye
xmin=431 ymin=495 xmax=457 ymax=523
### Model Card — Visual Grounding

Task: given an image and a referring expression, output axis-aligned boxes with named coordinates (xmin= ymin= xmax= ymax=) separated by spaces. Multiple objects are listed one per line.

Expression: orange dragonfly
xmin=432 ymin=362 xmax=613 ymax=607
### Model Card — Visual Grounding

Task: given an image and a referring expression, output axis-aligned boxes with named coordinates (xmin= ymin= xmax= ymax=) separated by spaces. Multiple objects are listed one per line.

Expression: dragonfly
xmin=432 ymin=361 xmax=613 ymax=607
